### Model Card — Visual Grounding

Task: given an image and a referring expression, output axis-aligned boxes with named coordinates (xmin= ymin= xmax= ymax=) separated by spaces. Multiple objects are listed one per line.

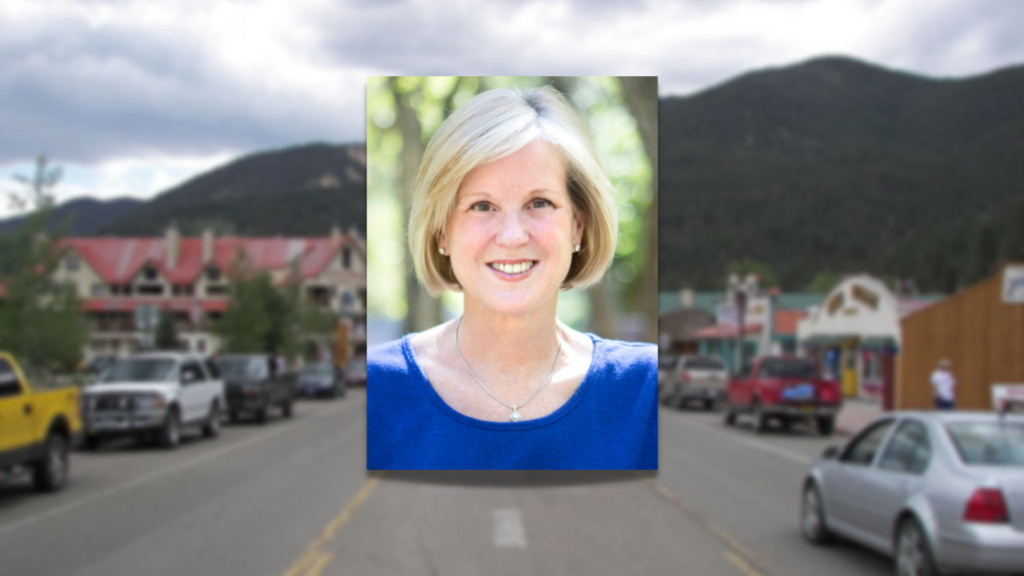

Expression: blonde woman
xmin=368 ymin=85 xmax=656 ymax=470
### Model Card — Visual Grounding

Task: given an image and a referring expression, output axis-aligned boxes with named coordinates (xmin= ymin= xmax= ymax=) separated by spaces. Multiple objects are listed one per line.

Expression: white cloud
xmin=0 ymin=0 xmax=1021 ymax=210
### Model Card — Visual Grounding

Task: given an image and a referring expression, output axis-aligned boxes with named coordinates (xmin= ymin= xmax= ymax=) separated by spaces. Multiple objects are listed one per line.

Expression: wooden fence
xmin=896 ymin=263 xmax=1024 ymax=410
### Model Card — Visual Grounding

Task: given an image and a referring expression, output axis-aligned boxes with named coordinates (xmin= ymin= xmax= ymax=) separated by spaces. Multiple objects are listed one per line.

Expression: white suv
xmin=83 ymin=352 xmax=225 ymax=449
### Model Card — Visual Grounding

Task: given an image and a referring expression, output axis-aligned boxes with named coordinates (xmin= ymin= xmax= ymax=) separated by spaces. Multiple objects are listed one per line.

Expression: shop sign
xmin=1003 ymin=266 xmax=1024 ymax=303
xmin=992 ymin=384 xmax=1024 ymax=410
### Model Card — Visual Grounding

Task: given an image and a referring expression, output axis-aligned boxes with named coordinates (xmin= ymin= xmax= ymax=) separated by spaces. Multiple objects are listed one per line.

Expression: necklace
xmin=454 ymin=316 xmax=563 ymax=422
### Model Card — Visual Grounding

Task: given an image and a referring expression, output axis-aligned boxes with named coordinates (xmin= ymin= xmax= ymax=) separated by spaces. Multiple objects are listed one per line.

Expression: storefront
xmin=797 ymin=275 xmax=906 ymax=403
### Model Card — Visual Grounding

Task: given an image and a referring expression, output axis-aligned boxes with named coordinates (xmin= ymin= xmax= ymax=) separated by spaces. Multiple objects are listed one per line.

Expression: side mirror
xmin=821 ymin=446 xmax=840 ymax=460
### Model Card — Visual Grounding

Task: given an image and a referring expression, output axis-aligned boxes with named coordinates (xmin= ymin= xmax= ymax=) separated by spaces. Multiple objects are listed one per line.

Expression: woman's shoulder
xmin=367 ymin=336 xmax=415 ymax=378
xmin=589 ymin=335 xmax=657 ymax=372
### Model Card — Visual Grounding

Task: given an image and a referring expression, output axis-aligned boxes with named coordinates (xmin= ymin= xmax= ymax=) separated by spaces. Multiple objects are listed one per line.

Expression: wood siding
xmin=896 ymin=264 xmax=1024 ymax=410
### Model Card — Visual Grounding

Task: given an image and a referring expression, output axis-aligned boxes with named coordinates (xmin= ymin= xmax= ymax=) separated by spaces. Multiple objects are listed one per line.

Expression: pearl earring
xmin=439 ymin=247 xmax=446 ymax=255
xmin=573 ymin=244 xmax=581 ymax=253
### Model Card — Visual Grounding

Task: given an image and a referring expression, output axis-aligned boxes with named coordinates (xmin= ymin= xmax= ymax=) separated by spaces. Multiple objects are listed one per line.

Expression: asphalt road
xmin=0 ymin=391 xmax=896 ymax=576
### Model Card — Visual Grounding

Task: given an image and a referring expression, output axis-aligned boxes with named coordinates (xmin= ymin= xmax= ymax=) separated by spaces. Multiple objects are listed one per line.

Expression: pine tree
xmin=0 ymin=157 xmax=88 ymax=372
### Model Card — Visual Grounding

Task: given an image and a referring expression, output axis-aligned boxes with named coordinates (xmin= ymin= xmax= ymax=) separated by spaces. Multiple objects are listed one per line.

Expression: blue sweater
xmin=367 ymin=334 xmax=658 ymax=470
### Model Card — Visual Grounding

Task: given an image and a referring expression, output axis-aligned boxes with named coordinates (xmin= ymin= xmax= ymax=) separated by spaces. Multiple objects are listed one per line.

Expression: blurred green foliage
xmin=366 ymin=77 xmax=653 ymax=331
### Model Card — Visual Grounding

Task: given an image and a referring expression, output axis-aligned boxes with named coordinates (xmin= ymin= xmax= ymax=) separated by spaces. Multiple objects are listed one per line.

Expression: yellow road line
xmin=282 ymin=471 xmax=385 ymax=576
xmin=641 ymin=474 xmax=783 ymax=576
xmin=303 ymin=552 xmax=335 ymax=576
xmin=725 ymin=550 xmax=764 ymax=576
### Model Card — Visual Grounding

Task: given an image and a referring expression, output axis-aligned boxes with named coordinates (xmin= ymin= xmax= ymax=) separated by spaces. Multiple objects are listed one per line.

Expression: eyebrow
xmin=459 ymin=188 xmax=561 ymax=204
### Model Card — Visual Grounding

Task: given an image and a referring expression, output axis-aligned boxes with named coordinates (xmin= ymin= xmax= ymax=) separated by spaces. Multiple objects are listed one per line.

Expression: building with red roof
xmin=49 ymin=226 xmax=366 ymax=360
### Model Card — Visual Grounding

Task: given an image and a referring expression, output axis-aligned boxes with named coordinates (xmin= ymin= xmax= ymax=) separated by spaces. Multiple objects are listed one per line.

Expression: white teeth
xmin=491 ymin=262 xmax=534 ymax=274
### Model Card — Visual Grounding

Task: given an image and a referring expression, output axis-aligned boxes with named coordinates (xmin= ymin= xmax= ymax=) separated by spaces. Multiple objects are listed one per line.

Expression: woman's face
xmin=444 ymin=138 xmax=584 ymax=318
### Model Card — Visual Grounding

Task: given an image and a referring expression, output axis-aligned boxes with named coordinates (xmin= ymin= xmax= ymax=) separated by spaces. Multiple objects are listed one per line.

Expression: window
xmin=65 ymin=253 xmax=80 ymax=271
xmin=342 ymin=247 xmax=351 ymax=269
xmin=841 ymin=419 xmax=895 ymax=466
xmin=91 ymin=283 xmax=108 ymax=297
xmin=143 ymin=265 xmax=157 ymax=281
xmin=946 ymin=422 xmax=1024 ymax=466
xmin=879 ymin=420 xmax=932 ymax=474
xmin=758 ymin=358 xmax=816 ymax=379
xmin=0 ymin=359 xmax=24 ymax=398
xmin=206 ymin=265 xmax=221 ymax=281
xmin=180 ymin=361 xmax=204 ymax=384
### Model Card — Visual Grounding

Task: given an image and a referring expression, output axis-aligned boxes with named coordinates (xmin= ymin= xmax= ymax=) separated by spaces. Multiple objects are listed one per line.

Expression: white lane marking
xmin=492 ymin=509 xmax=527 ymax=549
xmin=0 ymin=399 xmax=358 ymax=539
xmin=669 ymin=413 xmax=814 ymax=466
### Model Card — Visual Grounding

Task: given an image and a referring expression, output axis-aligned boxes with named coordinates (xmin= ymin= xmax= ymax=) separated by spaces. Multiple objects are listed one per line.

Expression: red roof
xmin=773 ymin=309 xmax=808 ymax=336
xmin=59 ymin=233 xmax=364 ymax=285
xmin=81 ymin=298 xmax=229 ymax=313
xmin=692 ymin=323 xmax=763 ymax=339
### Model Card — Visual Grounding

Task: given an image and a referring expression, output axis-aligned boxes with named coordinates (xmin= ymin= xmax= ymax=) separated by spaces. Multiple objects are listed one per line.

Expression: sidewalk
xmin=835 ymin=398 xmax=883 ymax=436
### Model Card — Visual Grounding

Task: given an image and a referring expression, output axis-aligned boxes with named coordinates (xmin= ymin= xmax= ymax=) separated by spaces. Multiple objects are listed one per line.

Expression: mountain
xmin=99 ymin=142 xmax=367 ymax=236
xmin=0 ymin=142 xmax=367 ymax=238
xmin=659 ymin=56 xmax=1024 ymax=291
xmin=0 ymin=197 xmax=143 ymax=235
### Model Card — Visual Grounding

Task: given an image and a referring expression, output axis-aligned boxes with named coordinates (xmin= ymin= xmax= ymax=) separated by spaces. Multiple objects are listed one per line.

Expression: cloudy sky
xmin=1 ymin=0 xmax=1022 ymax=219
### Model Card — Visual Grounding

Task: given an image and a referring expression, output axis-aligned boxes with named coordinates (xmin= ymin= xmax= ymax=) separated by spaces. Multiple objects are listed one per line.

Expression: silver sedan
xmin=801 ymin=411 xmax=1024 ymax=576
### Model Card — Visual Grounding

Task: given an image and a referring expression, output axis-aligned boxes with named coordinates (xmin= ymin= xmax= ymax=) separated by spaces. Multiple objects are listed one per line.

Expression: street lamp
xmin=728 ymin=274 xmax=759 ymax=371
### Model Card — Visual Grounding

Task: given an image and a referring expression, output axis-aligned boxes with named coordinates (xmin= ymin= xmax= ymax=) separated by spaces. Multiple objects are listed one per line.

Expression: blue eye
xmin=470 ymin=202 xmax=492 ymax=212
xmin=531 ymin=199 xmax=553 ymax=209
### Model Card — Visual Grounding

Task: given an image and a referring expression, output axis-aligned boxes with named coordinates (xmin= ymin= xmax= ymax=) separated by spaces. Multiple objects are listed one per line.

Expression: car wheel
xmin=255 ymin=405 xmax=268 ymax=424
xmin=281 ymin=399 xmax=293 ymax=418
xmin=778 ymin=417 xmax=792 ymax=432
xmin=202 ymin=401 xmax=221 ymax=438
xmin=817 ymin=417 xmax=835 ymax=437
xmin=752 ymin=400 xmax=768 ymax=434
xmin=160 ymin=408 xmax=181 ymax=449
xmin=723 ymin=406 xmax=736 ymax=426
xmin=895 ymin=517 xmax=938 ymax=576
xmin=32 ymin=433 xmax=69 ymax=492
xmin=801 ymin=483 xmax=833 ymax=544
xmin=84 ymin=434 xmax=100 ymax=451
xmin=702 ymin=399 xmax=714 ymax=411
xmin=228 ymin=411 xmax=239 ymax=423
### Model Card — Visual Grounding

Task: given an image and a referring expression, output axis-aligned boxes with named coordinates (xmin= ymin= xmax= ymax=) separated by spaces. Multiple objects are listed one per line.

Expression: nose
xmin=495 ymin=210 xmax=529 ymax=247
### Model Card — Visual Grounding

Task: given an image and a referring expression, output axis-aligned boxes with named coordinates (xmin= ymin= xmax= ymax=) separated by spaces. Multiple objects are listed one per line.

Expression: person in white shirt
xmin=930 ymin=359 xmax=955 ymax=410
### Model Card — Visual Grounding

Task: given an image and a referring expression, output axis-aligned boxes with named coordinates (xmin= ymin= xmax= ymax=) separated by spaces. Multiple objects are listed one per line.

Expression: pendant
xmin=509 ymin=409 xmax=522 ymax=422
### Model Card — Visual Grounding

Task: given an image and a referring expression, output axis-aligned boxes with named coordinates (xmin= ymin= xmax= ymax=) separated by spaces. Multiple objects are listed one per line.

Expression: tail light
xmin=964 ymin=488 xmax=1010 ymax=523
xmin=683 ymin=371 xmax=691 ymax=382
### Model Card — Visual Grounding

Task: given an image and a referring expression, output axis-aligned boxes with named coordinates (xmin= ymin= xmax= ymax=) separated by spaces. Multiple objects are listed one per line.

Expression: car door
xmin=179 ymin=359 xmax=206 ymax=423
xmin=821 ymin=418 xmax=896 ymax=541
xmin=859 ymin=419 xmax=932 ymax=550
xmin=729 ymin=361 xmax=753 ymax=406
xmin=0 ymin=358 xmax=32 ymax=456
xmin=203 ymin=358 xmax=225 ymax=411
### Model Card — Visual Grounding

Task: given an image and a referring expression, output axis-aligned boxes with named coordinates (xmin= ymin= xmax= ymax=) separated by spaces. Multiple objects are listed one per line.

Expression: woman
xmin=368 ymin=85 xmax=657 ymax=470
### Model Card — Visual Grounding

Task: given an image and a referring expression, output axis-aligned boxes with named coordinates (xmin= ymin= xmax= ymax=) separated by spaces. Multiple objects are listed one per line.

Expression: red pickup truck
xmin=722 ymin=356 xmax=842 ymax=436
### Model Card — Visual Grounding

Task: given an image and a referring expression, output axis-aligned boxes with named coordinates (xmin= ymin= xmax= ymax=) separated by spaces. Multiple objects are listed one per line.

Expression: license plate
xmin=799 ymin=405 xmax=814 ymax=413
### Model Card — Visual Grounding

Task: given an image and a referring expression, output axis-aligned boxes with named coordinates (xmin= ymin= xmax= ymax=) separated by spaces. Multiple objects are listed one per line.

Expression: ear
xmin=571 ymin=210 xmax=585 ymax=247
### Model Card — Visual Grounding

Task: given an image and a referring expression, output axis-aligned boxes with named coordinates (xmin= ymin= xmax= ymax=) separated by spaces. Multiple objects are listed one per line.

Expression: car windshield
xmin=659 ymin=356 xmax=677 ymax=370
xmin=759 ymin=359 xmax=816 ymax=379
xmin=301 ymin=364 xmax=333 ymax=376
xmin=215 ymin=358 xmax=267 ymax=379
xmin=99 ymin=358 xmax=177 ymax=384
xmin=946 ymin=422 xmax=1024 ymax=466
xmin=685 ymin=357 xmax=725 ymax=370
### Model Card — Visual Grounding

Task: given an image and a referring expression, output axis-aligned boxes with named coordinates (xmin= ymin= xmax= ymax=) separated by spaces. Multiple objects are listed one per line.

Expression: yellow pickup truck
xmin=0 ymin=352 xmax=82 ymax=491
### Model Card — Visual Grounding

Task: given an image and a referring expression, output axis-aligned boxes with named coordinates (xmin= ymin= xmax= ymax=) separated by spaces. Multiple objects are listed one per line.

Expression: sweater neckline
xmin=401 ymin=333 xmax=600 ymax=430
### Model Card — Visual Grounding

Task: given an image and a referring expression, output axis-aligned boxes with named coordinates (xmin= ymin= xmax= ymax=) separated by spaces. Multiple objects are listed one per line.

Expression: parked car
xmin=801 ymin=410 xmax=1024 ymax=576
xmin=723 ymin=356 xmax=842 ymax=435
xmin=0 ymin=352 xmax=82 ymax=491
xmin=213 ymin=354 xmax=295 ymax=423
xmin=658 ymin=353 xmax=678 ymax=390
xmin=344 ymin=356 xmax=366 ymax=387
xmin=660 ymin=355 xmax=729 ymax=410
xmin=297 ymin=361 xmax=345 ymax=399
xmin=82 ymin=353 xmax=225 ymax=449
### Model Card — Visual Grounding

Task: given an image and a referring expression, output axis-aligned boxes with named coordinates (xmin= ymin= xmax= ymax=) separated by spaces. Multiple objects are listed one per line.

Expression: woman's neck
xmin=455 ymin=298 xmax=561 ymax=381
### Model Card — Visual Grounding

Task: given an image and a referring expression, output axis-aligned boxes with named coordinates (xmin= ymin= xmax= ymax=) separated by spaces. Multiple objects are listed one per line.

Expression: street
xmin=0 ymin=392 xmax=894 ymax=576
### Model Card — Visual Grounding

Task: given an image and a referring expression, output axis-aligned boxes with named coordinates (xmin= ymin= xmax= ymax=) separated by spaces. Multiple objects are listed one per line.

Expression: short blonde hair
xmin=408 ymin=85 xmax=619 ymax=296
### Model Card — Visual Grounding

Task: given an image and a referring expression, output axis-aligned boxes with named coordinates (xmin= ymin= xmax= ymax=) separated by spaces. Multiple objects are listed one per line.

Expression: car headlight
xmin=133 ymin=394 xmax=166 ymax=410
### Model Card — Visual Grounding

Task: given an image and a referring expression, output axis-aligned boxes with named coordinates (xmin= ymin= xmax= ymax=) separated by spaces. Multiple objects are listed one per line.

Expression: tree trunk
xmin=393 ymin=79 xmax=441 ymax=334
xmin=619 ymin=76 xmax=659 ymax=344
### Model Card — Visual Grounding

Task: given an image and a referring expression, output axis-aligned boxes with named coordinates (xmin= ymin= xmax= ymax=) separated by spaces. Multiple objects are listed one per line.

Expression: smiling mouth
xmin=488 ymin=261 xmax=537 ymax=274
